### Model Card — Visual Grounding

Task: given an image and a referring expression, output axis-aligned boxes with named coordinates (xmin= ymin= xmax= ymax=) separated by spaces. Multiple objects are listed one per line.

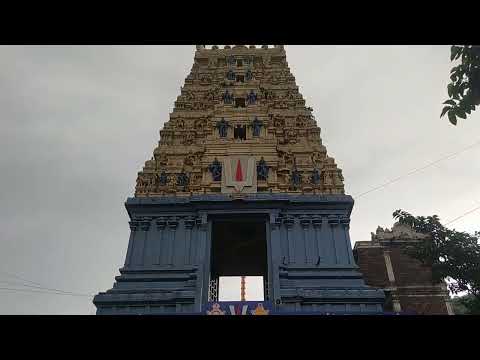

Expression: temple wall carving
xmin=135 ymin=45 xmax=345 ymax=197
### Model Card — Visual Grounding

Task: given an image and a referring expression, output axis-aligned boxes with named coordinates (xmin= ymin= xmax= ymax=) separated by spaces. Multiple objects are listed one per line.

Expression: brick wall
xmin=398 ymin=295 xmax=449 ymax=314
xmin=388 ymin=245 xmax=433 ymax=286
xmin=354 ymin=246 xmax=389 ymax=288
xmin=354 ymin=240 xmax=451 ymax=315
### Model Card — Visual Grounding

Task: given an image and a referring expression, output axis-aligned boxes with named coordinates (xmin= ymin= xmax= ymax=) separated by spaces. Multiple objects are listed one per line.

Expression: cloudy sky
xmin=0 ymin=45 xmax=479 ymax=314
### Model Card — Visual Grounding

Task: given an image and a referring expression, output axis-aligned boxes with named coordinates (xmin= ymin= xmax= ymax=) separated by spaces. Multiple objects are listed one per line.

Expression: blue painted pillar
xmin=328 ymin=215 xmax=340 ymax=264
xmin=312 ymin=216 xmax=322 ymax=265
xmin=184 ymin=216 xmax=196 ymax=265
xmin=139 ymin=217 xmax=151 ymax=266
xmin=341 ymin=217 xmax=355 ymax=266
xmin=141 ymin=217 xmax=152 ymax=266
xmin=131 ymin=216 xmax=149 ymax=266
xmin=299 ymin=215 xmax=311 ymax=264
xmin=319 ymin=216 xmax=333 ymax=265
xmin=269 ymin=213 xmax=282 ymax=308
xmin=167 ymin=217 xmax=179 ymax=265
xmin=284 ymin=216 xmax=295 ymax=264
xmin=124 ymin=218 xmax=139 ymax=268
xmin=196 ymin=213 xmax=210 ymax=307
xmin=155 ymin=217 xmax=167 ymax=265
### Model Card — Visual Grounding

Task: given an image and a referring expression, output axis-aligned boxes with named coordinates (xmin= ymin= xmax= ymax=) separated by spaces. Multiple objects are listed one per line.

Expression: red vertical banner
xmin=235 ymin=159 xmax=243 ymax=181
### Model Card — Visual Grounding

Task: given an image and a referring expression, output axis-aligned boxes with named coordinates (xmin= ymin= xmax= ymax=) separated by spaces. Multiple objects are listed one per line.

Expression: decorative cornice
xmin=312 ymin=216 xmax=323 ymax=228
xmin=371 ymin=222 xmax=429 ymax=242
xmin=184 ymin=217 xmax=196 ymax=229
xmin=167 ymin=218 xmax=179 ymax=230
xmin=129 ymin=220 xmax=139 ymax=231
xmin=127 ymin=193 xmax=354 ymax=206
xmin=155 ymin=218 xmax=167 ymax=230
xmin=328 ymin=215 xmax=340 ymax=225
xmin=283 ymin=216 xmax=295 ymax=228
xmin=299 ymin=216 xmax=311 ymax=228
xmin=140 ymin=217 xmax=152 ymax=231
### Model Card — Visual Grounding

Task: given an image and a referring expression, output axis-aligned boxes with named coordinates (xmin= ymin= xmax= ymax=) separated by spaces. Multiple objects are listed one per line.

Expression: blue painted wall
xmin=94 ymin=194 xmax=384 ymax=314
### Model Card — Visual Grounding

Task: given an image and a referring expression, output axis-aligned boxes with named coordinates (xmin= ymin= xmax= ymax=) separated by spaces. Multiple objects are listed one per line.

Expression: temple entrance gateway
xmin=93 ymin=45 xmax=386 ymax=315
xmin=209 ymin=216 xmax=269 ymax=301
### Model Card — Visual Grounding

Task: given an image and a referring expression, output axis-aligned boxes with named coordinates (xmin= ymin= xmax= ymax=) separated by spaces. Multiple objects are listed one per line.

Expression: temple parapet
xmin=196 ymin=45 xmax=285 ymax=50
xmin=371 ymin=222 xmax=429 ymax=242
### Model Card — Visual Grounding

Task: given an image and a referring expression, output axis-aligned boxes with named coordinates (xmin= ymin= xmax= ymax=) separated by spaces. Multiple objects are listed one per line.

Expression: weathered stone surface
xmin=135 ymin=45 xmax=344 ymax=197
xmin=371 ymin=222 xmax=429 ymax=241
xmin=354 ymin=223 xmax=452 ymax=315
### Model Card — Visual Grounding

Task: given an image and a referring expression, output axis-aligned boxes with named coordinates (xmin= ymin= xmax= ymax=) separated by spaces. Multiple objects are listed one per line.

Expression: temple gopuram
xmin=93 ymin=45 xmax=450 ymax=315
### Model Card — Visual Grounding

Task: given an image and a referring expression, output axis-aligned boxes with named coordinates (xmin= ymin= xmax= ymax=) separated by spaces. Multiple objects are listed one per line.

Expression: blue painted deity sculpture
xmin=208 ymin=158 xmax=222 ymax=181
xmin=291 ymin=165 xmax=302 ymax=189
xmin=311 ymin=168 xmax=321 ymax=185
xmin=257 ymin=157 xmax=269 ymax=180
xmin=216 ymin=118 xmax=230 ymax=138
xmin=222 ymin=90 xmax=234 ymax=104
xmin=176 ymin=172 xmax=189 ymax=189
xmin=251 ymin=117 xmax=263 ymax=137
xmin=226 ymin=70 xmax=235 ymax=81
xmin=246 ymin=90 xmax=257 ymax=105
xmin=158 ymin=171 xmax=168 ymax=186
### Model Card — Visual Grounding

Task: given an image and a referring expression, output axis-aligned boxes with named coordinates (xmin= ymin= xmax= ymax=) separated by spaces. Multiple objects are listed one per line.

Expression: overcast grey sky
xmin=0 ymin=45 xmax=479 ymax=314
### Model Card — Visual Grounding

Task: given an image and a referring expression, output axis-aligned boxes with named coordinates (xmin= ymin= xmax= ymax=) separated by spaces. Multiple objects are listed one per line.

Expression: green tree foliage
xmin=451 ymin=294 xmax=480 ymax=315
xmin=441 ymin=45 xmax=480 ymax=125
xmin=392 ymin=210 xmax=480 ymax=313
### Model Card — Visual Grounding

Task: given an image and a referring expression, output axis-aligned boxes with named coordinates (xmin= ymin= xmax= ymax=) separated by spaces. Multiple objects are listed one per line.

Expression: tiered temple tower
xmin=93 ymin=45 xmax=385 ymax=315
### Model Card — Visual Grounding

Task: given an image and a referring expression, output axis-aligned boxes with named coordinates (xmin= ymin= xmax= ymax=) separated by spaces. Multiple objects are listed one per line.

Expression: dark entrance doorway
xmin=209 ymin=216 xmax=268 ymax=301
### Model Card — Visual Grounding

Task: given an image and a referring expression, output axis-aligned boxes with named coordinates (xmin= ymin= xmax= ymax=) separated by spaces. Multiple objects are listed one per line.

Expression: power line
xmin=444 ymin=204 xmax=480 ymax=226
xmin=0 ymin=287 xmax=93 ymax=298
xmin=351 ymin=139 xmax=480 ymax=229
xmin=0 ymin=280 xmax=94 ymax=297
xmin=355 ymin=139 xmax=480 ymax=199
xmin=0 ymin=269 xmax=43 ymax=287
xmin=0 ymin=270 xmax=94 ymax=297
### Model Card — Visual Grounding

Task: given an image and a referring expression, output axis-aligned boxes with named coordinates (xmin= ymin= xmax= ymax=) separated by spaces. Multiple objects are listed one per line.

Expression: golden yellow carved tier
xmin=135 ymin=45 xmax=344 ymax=197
